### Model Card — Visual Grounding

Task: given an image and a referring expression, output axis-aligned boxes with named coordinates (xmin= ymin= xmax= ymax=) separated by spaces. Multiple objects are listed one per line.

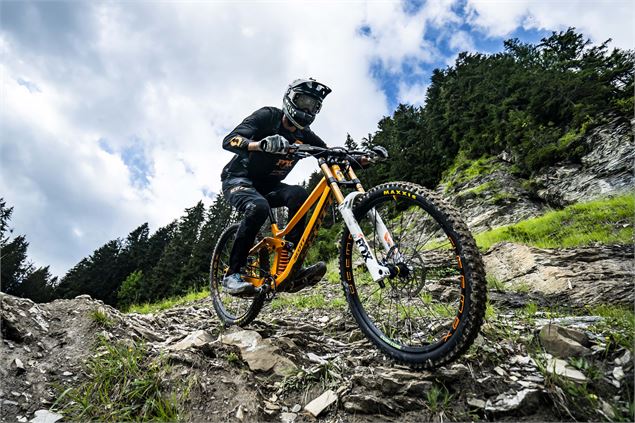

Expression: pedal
xmin=263 ymin=276 xmax=277 ymax=302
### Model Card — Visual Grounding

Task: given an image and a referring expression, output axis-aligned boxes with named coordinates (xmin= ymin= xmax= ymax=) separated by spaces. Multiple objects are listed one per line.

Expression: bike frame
xmin=244 ymin=159 xmax=398 ymax=289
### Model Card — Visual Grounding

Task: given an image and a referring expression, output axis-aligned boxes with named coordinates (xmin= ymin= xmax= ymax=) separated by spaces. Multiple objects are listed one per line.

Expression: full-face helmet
xmin=282 ymin=78 xmax=331 ymax=129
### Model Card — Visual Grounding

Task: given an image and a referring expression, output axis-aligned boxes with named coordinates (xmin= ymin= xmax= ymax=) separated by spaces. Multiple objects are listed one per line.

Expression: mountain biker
xmin=220 ymin=78 xmax=332 ymax=296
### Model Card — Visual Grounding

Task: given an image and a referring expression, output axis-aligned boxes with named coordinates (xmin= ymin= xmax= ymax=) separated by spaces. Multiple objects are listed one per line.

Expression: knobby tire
xmin=339 ymin=181 xmax=487 ymax=369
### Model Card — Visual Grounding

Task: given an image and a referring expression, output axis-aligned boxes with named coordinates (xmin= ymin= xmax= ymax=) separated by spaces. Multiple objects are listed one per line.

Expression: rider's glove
xmin=259 ymin=135 xmax=290 ymax=154
xmin=362 ymin=145 xmax=389 ymax=166
xmin=371 ymin=145 xmax=389 ymax=161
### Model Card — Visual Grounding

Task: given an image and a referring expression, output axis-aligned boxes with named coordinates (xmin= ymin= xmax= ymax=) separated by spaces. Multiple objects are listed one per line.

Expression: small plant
xmin=226 ymin=351 xmax=241 ymax=365
xmin=425 ymin=384 xmax=452 ymax=413
xmin=523 ymin=302 xmax=538 ymax=317
xmin=278 ymin=368 xmax=320 ymax=403
xmin=315 ymin=360 xmax=343 ymax=390
xmin=533 ymin=352 xmax=608 ymax=421
xmin=568 ymin=357 xmax=602 ymax=381
xmin=586 ymin=304 xmax=635 ymax=351
xmin=89 ymin=309 xmax=115 ymax=329
xmin=486 ymin=274 xmax=506 ymax=291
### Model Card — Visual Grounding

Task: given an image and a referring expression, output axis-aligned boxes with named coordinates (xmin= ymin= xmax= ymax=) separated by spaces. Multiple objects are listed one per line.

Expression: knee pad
xmin=245 ymin=198 xmax=270 ymax=225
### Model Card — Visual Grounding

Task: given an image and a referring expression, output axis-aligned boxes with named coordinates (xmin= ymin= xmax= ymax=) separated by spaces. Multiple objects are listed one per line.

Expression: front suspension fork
xmin=339 ymin=192 xmax=404 ymax=282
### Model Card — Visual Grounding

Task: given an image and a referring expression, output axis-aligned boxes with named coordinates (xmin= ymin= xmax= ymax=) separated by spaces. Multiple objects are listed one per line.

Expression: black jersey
xmin=221 ymin=107 xmax=326 ymax=187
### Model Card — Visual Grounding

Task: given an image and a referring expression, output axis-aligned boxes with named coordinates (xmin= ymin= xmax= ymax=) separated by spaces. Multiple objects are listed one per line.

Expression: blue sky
xmin=1 ymin=0 xmax=633 ymax=277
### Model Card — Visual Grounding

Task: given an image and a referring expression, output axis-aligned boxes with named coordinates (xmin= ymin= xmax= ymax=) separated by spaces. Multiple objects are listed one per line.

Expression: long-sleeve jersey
xmin=221 ymin=107 xmax=327 ymax=187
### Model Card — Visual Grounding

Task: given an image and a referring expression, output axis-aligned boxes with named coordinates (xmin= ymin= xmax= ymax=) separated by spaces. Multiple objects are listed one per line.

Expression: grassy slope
xmin=474 ymin=194 xmax=634 ymax=250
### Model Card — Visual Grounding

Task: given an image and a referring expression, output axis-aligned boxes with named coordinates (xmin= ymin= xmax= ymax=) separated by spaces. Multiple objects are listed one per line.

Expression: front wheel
xmin=339 ymin=182 xmax=486 ymax=369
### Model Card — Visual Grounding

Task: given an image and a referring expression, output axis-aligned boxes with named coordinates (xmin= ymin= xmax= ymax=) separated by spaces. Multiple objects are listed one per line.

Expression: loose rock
xmin=280 ymin=412 xmax=297 ymax=423
xmin=485 ymin=389 xmax=542 ymax=414
xmin=29 ymin=410 xmax=63 ymax=423
xmin=539 ymin=324 xmax=592 ymax=357
xmin=221 ymin=329 xmax=297 ymax=376
xmin=545 ymin=357 xmax=587 ymax=383
xmin=304 ymin=390 xmax=337 ymax=417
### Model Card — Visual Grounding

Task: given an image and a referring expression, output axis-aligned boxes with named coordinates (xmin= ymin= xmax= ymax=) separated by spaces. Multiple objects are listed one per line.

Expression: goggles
xmin=291 ymin=92 xmax=322 ymax=114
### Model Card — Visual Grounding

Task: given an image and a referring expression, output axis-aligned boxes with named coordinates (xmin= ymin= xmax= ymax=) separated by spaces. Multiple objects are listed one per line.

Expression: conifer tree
xmin=181 ymin=195 xmax=233 ymax=291
xmin=1 ymin=198 xmax=56 ymax=302
xmin=148 ymin=202 xmax=205 ymax=299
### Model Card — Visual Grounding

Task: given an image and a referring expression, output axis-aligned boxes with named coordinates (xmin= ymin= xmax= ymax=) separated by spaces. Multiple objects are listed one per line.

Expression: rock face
xmin=483 ymin=242 xmax=634 ymax=306
xmin=1 ymin=295 xmax=114 ymax=420
xmin=441 ymin=119 xmax=633 ymax=232
xmin=440 ymin=163 xmax=545 ymax=232
xmin=534 ymin=119 xmax=634 ymax=207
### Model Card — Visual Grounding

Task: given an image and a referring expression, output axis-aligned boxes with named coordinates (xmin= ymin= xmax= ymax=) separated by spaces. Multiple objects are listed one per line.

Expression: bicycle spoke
xmin=347 ymin=195 xmax=464 ymax=349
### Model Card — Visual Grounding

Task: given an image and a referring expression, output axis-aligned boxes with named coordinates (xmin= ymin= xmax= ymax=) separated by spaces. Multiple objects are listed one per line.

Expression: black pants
xmin=222 ymin=176 xmax=308 ymax=275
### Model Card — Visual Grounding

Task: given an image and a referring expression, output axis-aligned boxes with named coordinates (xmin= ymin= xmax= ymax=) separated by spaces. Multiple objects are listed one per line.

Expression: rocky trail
xmin=2 ymin=245 xmax=633 ymax=422
xmin=2 ymin=119 xmax=633 ymax=422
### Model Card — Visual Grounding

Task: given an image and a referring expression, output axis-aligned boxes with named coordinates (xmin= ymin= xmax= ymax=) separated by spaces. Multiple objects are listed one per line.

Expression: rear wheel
xmin=339 ymin=182 xmax=486 ymax=369
xmin=211 ymin=223 xmax=266 ymax=327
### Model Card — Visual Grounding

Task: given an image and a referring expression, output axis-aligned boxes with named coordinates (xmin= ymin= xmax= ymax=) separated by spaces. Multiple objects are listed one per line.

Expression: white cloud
xmin=466 ymin=0 xmax=634 ymax=49
xmin=397 ymin=81 xmax=429 ymax=107
xmin=449 ymin=30 xmax=476 ymax=52
xmin=1 ymin=1 xmax=394 ymax=276
xmin=359 ymin=0 xmax=464 ymax=72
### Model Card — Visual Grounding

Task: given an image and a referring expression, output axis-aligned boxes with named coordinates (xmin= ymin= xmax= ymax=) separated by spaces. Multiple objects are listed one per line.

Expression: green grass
xmin=89 ymin=309 xmax=115 ymax=328
xmin=126 ymin=289 xmax=210 ymax=314
xmin=442 ymin=152 xmax=503 ymax=192
xmin=475 ymin=194 xmax=634 ymax=250
xmin=325 ymin=258 xmax=341 ymax=284
xmin=463 ymin=180 xmax=498 ymax=196
xmin=54 ymin=338 xmax=185 ymax=421
xmin=523 ymin=302 xmax=538 ymax=317
xmin=270 ymin=292 xmax=346 ymax=311
xmin=425 ymin=384 xmax=452 ymax=413
xmin=490 ymin=191 xmax=518 ymax=205
xmin=485 ymin=301 xmax=498 ymax=321
xmin=486 ymin=274 xmax=506 ymax=291
xmin=586 ymin=304 xmax=635 ymax=351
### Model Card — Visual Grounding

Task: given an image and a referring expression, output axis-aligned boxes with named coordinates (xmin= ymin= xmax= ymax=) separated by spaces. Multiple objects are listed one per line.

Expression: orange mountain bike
xmin=210 ymin=145 xmax=487 ymax=369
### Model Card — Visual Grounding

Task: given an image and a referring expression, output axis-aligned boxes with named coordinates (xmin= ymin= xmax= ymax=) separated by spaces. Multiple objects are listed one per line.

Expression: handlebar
xmin=287 ymin=144 xmax=387 ymax=164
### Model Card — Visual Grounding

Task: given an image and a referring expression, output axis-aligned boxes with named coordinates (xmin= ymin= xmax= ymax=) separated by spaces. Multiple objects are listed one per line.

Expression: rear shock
xmin=276 ymin=247 xmax=291 ymax=275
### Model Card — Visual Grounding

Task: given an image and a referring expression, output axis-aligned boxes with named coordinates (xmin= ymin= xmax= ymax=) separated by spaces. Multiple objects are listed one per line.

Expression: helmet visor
xmin=292 ymin=93 xmax=321 ymax=114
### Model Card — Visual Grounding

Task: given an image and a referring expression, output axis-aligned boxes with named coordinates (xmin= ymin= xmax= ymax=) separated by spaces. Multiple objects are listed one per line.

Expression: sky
xmin=1 ymin=0 xmax=633 ymax=278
